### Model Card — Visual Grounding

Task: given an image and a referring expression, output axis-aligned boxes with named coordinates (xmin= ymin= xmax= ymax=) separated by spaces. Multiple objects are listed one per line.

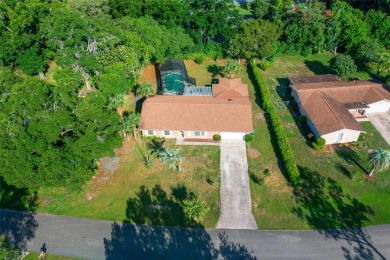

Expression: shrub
xmin=183 ymin=199 xmax=209 ymax=226
xmin=330 ymin=54 xmax=357 ymax=77
xmin=301 ymin=46 xmax=312 ymax=57
xmin=245 ymin=133 xmax=254 ymax=142
xmin=264 ymin=168 xmax=271 ymax=176
xmin=258 ymin=60 xmax=271 ymax=71
xmin=291 ymin=101 xmax=299 ymax=111
xmin=298 ymin=116 xmax=307 ymax=124
xmin=213 ymin=134 xmax=221 ymax=141
xmin=316 ymin=137 xmax=326 ymax=146
xmin=249 ymin=60 xmax=300 ymax=185
xmin=358 ymin=133 xmax=367 ymax=142
xmin=312 ymin=142 xmax=324 ymax=151
xmin=193 ymin=53 xmax=205 ymax=64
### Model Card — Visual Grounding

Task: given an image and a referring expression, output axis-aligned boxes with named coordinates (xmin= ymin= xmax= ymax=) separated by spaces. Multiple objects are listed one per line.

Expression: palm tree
xmin=222 ymin=59 xmax=241 ymax=79
xmin=121 ymin=112 xmax=140 ymax=138
xmin=158 ymin=147 xmax=183 ymax=171
xmin=148 ymin=139 xmax=166 ymax=155
xmin=368 ymin=148 xmax=390 ymax=177
xmin=107 ymin=94 xmax=126 ymax=110
xmin=136 ymin=82 xmax=155 ymax=98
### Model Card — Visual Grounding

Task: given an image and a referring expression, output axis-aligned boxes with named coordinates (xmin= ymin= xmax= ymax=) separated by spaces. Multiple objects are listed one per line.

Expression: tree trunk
xmin=133 ymin=127 xmax=137 ymax=139
xmin=82 ymin=72 xmax=91 ymax=91
xmin=177 ymin=162 xmax=182 ymax=172
xmin=39 ymin=72 xmax=46 ymax=80
xmin=368 ymin=166 xmax=375 ymax=177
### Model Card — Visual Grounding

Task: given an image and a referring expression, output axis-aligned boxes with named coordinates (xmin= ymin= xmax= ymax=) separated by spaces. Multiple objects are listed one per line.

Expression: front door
xmin=335 ymin=132 xmax=344 ymax=143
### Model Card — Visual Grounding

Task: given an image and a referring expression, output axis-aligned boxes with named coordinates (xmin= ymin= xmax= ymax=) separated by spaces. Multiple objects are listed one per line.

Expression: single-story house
xmin=289 ymin=74 xmax=390 ymax=144
xmin=139 ymin=78 xmax=253 ymax=140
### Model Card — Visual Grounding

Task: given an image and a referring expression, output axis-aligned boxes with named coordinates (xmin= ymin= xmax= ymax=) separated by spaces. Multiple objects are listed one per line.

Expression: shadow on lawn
xmin=104 ymin=184 xmax=256 ymax=259
xmin=0 ymin=178 xmax=38 ymax=251
xmin=293 ymin=166 xmax=385 ymax=259
xmin=335 ymin=148 xmax=367 ymax=175
xmin=304 ymin=60 xmax=333 ymax=75
xmin=207 ymin=64 xmax=222 ymax=78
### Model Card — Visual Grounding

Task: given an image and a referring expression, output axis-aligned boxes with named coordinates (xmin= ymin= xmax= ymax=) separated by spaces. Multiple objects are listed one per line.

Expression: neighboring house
xmin=139 ymin=78 xmax=253 ymax=140
xmin=289 ymin=75 xmax=390 ymax=144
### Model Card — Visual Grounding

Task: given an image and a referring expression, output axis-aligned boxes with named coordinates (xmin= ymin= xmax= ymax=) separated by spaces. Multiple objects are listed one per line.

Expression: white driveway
xmin=367 ymin=112 xmax=390 ymax=146
xmin=216 ymin=139 xmax=258 ymax=229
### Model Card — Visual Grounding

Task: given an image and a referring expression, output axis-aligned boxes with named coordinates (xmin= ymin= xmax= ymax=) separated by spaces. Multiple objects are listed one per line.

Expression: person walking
xmin=38 ymin=243 xmax=47 ymax=259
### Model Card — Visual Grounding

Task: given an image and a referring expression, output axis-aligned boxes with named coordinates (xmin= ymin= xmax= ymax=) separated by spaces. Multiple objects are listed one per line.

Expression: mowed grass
xmin=37 ymin=139 xmax=221 ymax=228
xmin=24 ymin=252 xmax=85 ymax=260
xmin=258 ymin=54 xmax=390 ymax=229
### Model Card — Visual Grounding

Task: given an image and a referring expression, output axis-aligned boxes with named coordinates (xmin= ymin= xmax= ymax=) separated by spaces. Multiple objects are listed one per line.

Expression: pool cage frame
xmin=159 ymin=58 xmax=196 ymax=95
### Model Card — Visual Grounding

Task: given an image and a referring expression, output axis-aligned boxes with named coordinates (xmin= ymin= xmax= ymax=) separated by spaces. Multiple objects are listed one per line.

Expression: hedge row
xmin=249 ymin=61 xmax=300 ymax=185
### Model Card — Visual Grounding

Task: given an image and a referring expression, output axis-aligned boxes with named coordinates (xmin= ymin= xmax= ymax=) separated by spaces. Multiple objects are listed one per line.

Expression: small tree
xmin=222 ymin=59 xmax=241 ymax=79
xmin=354 ymin=40 xmax=382 ymax=67
xmin=158 ymin=147 xmax=183 ymax=171
xmin=136 ymin=82 xmax=155 ymax=98
xmin=368 ymin=148 xmax=390 ymax=177
xmin=0 ymin=234 xmax=19 ymax=259
xmin=330 ymin=54 xmax=357 ymax=77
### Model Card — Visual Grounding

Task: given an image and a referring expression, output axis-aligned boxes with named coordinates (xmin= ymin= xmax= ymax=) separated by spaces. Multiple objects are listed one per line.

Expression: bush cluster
xmin=312 ymin=137 xmax=326 ymax=151
xmin=298 ymin=116 xmax=307 ymax=124
xmin=249 ymin=61 xmax=300 ymax=185
xmin=213 ymin=134 xmax=221 ymax=141
xmin=245 ymin=133 xmax=254 ymax=142
xmin=258 ymin=60 xmax=271 ymax=71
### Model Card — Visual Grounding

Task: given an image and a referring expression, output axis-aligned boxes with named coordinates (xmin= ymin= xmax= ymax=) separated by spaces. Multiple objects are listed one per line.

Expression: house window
xmin=147 ymin=130 xmax=154 ymax=135
xmin=163 ymin=130 xmax=171 ymax=136
xmin=192 ymin=131 xmax=205 ymax=137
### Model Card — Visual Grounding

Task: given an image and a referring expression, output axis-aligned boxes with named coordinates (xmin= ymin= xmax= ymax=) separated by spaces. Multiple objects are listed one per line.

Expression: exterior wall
xmin=291 ymin=89 xmax=307 ymax=116
xmin=366 ymin=100 xmax=390 ymax=113
xmin=141 ymin=130 xmax=220 ymax=139
xmin=221 ymin=132 xmax=246 ymax=140
xmin=321 ymin=129 xmax=362 ymax=145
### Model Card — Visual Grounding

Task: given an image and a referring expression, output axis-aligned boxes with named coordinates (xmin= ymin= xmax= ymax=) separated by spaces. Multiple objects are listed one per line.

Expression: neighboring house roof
xmin=289 ymin=74 xmax=339 ymax=85
xmin=290 ymin=75 xmax=390 ymax=135
xmin=139 ymin=78 xmax=253 ymax=133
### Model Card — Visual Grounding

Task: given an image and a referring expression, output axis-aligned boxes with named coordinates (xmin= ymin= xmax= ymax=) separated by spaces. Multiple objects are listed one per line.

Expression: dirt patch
xmin=138 ymin=64 xmax=157 ymax=89
xmin=247 ymin=148 xmax=260 ymax=158
xmin=264 ymin=169 xmax=291 ymax=194
xmin=86 ymin=156 xmax=120 ymax=200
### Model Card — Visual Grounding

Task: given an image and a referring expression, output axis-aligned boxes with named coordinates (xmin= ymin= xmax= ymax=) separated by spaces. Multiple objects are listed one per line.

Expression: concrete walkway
xmin=1 ymin=209 xmax=390 ymax=259
xmin=367 ymin=112 xmax=390 ymax=146
xmin=216 ymin=139 xmax=257 ymax=229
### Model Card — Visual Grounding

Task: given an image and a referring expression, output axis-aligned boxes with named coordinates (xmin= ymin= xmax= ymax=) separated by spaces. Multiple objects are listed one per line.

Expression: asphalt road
xmin=1 ymin=209 xmax=389 ymax=260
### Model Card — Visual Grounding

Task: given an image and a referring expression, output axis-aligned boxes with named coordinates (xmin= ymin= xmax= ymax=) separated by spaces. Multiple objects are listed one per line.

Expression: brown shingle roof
xmin=139 ymin=96 xmax=253 ymax=132
xmin=289 ymin=74 xmax=339 ymax=85
xmin=212 ymin=78 xmax=249 ymax=100
xmin=291 ymin=76 xmax=390 ymax=135
xmin=291 ymin=80 xmax=382 ymax=91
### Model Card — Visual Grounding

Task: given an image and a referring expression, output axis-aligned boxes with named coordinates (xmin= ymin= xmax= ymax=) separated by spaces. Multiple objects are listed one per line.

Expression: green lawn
xmin=35 ymin=140 xmax=220 ymax=228
xmin=233 ymin=4 xmax=253 ymax=15
xmin=254 ymin=54 xmax=390 ymax=229
xmin=23 ymin=252 xmax=85 ymax=260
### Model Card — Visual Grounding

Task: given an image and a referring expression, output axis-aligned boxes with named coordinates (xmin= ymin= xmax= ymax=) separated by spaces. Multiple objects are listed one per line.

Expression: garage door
xmin=221 ymin=132 xmax=245 ymax=140
xmin=366 ymin=101 xmax=390 ymax=113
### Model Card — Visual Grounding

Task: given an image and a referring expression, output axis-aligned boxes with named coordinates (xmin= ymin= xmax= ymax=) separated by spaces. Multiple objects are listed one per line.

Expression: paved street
xmin=1 ymin=209 xmax=390 ymax=259
xmin=217 ymin=139 xmax=257 ymax=229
